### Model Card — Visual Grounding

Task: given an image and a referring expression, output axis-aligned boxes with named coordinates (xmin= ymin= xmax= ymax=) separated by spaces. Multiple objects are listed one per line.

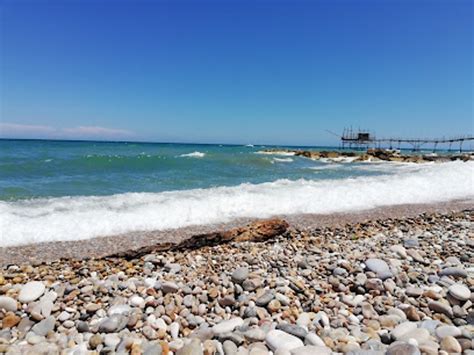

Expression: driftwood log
xmin=110 ymin=219 xmax=289 ymax=260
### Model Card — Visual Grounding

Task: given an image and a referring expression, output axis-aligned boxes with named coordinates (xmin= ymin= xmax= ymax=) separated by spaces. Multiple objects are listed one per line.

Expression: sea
xmin=1 ymin=139 xmax=473 ymax=247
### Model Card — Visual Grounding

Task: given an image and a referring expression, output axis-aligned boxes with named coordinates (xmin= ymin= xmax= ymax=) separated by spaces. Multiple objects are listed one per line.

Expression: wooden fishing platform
xmin=334 ymin=128 xmax=474 ymax=152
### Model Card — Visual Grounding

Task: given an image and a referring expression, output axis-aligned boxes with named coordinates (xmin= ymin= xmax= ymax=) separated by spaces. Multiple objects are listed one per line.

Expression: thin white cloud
xmin=0 ymin=122 xmax=135 ymax=139
xmin=0 ymin=123 xmax=56 ymax=134
xmin=62 ymin=126 xmax=133 ymax=137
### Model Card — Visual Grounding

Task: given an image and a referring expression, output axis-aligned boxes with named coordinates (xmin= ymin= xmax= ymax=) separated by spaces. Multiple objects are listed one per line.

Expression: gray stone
xmin=256 ymin=292 xmax=274 ymax=307
xmin=244 ymin=328 xmax=266 ymax=342
xmin=365 ymin=259 xmax=393 ymax=280
xmin=266 ymin=329 xmax=304 ymax=351
xmin=439 ymin=267 xmax=467 ymax=278
xmin=435 ymin=325 xmax=462 ymax=339
xmin=404 ymin=238 xmax=419 ymax=248
xmin=276 ymin=323 xmax=308 ymax=339
xmin=107 ymin=304 xmax=131 ymax=316
xmin=223 ymin=340 xmax=238 ymax=355
xmin=448 ymin=283 xmax=470 ymax=301
xmin=399 ymin=328 xmax=430 ymax=344
xmin=144 ymin=344 xmax=163 ymax=355
xmin=290 ymin=346 xmax=331 ymax=355
xmin=162 ymin=281 xmax=179 ymax=294
xmin=212 ymin=317 xmax=244 ymax=335
xmin=391 ymin=322 xmax=417 ymax=340
xmin=104 ymin=334 xmax=121 ymax=349
xmin=99 ymin=314 xmax=128 ymax=333
xmin=0 ymin=296 xmax=17 ymax=312
xmin=177 ymin=339 xmax=203 ymax=355
xmin=304 ymin=333 xmax=326 ymax=347
xmin=31 ymin=316 xmax=55 ymax=336
xmin=428 ymin=301 xmax=453 ymax=317
xmin=231 ymin=267 xmax=249 ymax=284
xmin=386 ymin=343 xmax=420 ymax=355
xmin=18 ymin=281 xmax=45 ymax=303
xmin=76 ymin=320 xmax=90 ymax=333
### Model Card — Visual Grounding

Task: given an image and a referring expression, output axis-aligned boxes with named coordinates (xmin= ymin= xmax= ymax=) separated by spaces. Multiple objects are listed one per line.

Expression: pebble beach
xmin=0 ymin=206 xmax=472 ymax=354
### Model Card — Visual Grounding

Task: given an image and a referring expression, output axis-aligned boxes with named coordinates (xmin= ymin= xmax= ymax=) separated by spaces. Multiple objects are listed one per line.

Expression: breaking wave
xmin=0 ymin=161 xmax=472 ymax=247
xmin=179 ymin=151 xmax=206 ymax=158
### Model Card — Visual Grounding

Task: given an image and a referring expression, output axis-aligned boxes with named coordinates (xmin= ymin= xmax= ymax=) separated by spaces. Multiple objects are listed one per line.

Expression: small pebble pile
xmin=0 ymin=210 xmax=472 ymax=355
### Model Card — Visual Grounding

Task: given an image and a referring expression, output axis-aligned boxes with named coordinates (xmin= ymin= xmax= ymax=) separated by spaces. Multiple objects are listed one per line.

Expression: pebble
xmin=231 ymin=267 xmax=249 ymax=284
xmin=31 ymin=316 xmax=55 ymax=336
xmin=177 ymin=339 xmax=203 ymax=355
xmin=391 ymin=322 xmax=417 ymax=340
xmin=0 ymin=296 xmax=17 ymax=312
xmin=265 ymin=329 xmax=304 ymax=351
xmin=440 ymin=336 xmax=462 ymax=353
xmin=365 ymin=258 xmax=393 ymax=280
xmin=162 ymin=281 xmax=179 ymax=294
xmin=439 ymin=267 xmax=468 ymax=278
xmin=18 ymin=281 xmax=46 ymax=303
xmin=428 ymin=301 xmax=453 ymax=317
xmin=104 ymin=334 xmax=121 ymax=349
xmin=2 ymin=313 xmax=20 ymax=328
xmin=291 ymin=345 xmax=331 ymax=355
xmin=99 ymin=314 xmax=128 ymax=333
xmin=387 ymin=342 xmax=420 ymax=355
xmin=276 ymin=323 xmax=307 ymax=339
xmin=89 ymin=334 xmax=103 ymax=349
xmin=212 ymin=318 xmax=244 ymax=335
xmin=448 ymin=283 xmax=470 ymax=301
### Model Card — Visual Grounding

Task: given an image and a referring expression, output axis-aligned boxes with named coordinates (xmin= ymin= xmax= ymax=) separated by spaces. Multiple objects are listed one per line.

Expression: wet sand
xmin=1 ymin=199 xmax=472 ymax=267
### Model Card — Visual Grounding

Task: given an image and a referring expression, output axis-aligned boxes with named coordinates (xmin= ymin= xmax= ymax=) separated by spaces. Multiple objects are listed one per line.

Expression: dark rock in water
xmin=276 ymin=323 xmax=308 ymax=339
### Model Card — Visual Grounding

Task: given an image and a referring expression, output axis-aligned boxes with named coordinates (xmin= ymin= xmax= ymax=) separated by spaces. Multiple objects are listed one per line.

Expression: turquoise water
xmin=1 ymin=139 xmax=382 ymax=200
xmin=1 ymin=139 xmax=472 ymax=247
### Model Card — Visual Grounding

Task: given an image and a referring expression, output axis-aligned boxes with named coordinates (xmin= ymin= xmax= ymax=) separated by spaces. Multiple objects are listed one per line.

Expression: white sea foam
xmin=273 ymin=157 xmax=294 ymax=163
xmin=256 ymin=151 xmax=295 ymax=156
xmin=179 ymin=151 xmax=206 ymax=158
xmin=1 ymin=161 xmax=472 ymax=247
xmin=308 ymin=164 xmax=343 ymax=170
xmin=319 ymin=156 xmax=359 ymax=163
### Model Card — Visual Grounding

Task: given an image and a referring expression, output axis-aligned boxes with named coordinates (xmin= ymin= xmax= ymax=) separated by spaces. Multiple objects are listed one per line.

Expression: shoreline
xmin=1 ymin=199 xmax=472 ymax=267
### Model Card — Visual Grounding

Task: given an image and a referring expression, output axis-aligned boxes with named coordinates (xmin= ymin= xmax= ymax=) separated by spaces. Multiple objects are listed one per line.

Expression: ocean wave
xmin=273 ymin=157 xmax=294 ymax=163
xmin=319 ymin=156 xmax=359 ymax=163
xmin=255 ymin=151 xmax=296 ymax=156
xmin=308 ymin=164 xmax=343 ymax=170
xmin=179 ymin=151 xmax=206 ymax=158
xmin=1 ymin=161 xmax=472 ymax=247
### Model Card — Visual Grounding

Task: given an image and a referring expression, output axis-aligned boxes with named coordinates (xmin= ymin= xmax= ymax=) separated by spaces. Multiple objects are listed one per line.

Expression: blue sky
xmin=1 ymin=0 xmax=472 ymax=145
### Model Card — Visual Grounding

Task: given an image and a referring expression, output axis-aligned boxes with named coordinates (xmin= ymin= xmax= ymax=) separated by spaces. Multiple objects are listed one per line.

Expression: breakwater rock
xmin=262 ymin=148 xmax=473 ymax=163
